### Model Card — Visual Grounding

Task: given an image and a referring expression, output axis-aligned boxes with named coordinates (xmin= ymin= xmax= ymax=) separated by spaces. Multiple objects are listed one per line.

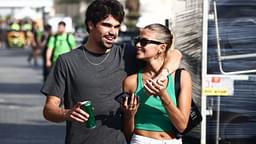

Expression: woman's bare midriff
xmin=134 ymin=129 xmax=176 ymax=140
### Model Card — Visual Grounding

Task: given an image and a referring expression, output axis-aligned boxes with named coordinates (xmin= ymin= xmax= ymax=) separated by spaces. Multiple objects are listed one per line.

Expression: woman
xmin=122 ymin=23 xmax=192 ymax=144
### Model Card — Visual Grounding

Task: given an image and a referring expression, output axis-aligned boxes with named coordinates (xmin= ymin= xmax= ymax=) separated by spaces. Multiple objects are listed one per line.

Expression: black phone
xmin=115 ymin=92 xmax=131 ymax=104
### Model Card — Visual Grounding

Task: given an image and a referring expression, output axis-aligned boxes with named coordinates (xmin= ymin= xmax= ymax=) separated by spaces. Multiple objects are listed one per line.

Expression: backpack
xmin=173 ymin=68 xmax=202 ymax=136
xmin=53 ymin=33 xmax=73 ymax=50
xmin=51 ymin=33 xmax=73 ymax=61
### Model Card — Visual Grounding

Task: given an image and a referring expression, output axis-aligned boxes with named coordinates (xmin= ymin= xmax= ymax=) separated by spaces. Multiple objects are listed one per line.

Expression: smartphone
xmin=115 ymin=92 xmax=131 ymax=104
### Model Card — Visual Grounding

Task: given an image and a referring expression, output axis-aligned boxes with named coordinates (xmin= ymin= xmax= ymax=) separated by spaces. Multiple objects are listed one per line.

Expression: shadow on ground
xmin=0 ymin=123 xmax=65 ymax=144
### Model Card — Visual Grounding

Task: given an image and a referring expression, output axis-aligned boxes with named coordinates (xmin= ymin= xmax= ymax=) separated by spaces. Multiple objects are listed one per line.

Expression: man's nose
xmin=109 ymin=27 xmax=116 ymax=35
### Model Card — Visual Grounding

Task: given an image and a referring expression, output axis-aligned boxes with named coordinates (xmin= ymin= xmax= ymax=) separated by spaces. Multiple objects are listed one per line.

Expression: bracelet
xmin=162 ymin=100 xmax=171 ymax=106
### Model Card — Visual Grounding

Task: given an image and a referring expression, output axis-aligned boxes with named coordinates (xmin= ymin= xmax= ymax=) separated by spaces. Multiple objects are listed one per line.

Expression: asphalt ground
xmin=0 ymin=47 xmax=65 ymax=144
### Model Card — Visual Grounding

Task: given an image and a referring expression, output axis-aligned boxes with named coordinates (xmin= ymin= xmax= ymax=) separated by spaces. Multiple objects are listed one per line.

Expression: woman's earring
xmin=154 ymin=51 xmax=162 ymax=59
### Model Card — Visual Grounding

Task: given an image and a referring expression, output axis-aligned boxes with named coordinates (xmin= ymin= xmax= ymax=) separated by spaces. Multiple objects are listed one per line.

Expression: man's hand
xmin=46 ymin=60 xmax=52 ymax=68
xmin=65 ymin=102 xmax=89 ymax=123
xmin=153 ymin=68 xmax=169 ymax=82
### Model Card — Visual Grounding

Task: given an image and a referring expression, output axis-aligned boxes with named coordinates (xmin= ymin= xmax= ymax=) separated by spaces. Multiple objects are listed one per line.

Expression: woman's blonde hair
xmin=144 ymin=23 xmax=173 ymax=52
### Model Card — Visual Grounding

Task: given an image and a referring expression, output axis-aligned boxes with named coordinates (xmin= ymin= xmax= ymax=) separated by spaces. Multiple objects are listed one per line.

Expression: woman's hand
xmin=121 ymin=93 xmax=139 ymax=118
xmin=143 ymin=67 xmax=169 ymax=96
xmin=144 ymin=79 xmax=168 ymax=97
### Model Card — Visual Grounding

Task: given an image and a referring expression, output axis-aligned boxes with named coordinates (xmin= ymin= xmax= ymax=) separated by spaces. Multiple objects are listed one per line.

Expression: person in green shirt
xmin=46 ymin=21 xmax=76 ymax=68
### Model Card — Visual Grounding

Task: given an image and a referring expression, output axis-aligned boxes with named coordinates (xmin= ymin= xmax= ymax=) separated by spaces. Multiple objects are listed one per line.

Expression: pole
xmin=201 ymin=0 xmax=209 ymax=144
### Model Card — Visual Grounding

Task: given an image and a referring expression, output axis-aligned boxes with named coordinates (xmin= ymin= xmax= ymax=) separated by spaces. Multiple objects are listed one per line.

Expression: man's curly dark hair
xmin=85 ymin=0 xmax=125 ymax=33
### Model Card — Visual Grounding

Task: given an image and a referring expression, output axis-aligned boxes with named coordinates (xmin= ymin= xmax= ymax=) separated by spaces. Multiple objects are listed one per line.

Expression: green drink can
xmin=81 ymin=101 xmax=96 ymax=128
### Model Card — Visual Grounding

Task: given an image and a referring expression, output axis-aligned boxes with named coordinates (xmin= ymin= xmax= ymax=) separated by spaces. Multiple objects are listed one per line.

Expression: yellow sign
xmin=203 ymin=76 xmax=234 ymax=96
xmin=203 ymin=88 xmax=229 ymax=96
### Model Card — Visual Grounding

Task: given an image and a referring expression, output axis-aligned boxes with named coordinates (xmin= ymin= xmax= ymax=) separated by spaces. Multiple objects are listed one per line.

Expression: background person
xmin=122 ymin=23 xmax=192 ymax=144
xmin=9 ymin=19 xmax=21 ymax=31
xmin=28 ymin=22 xmax=43 ymax=66
xmin=21 ymin=19 xmax=34 ymax=49
xmin=41 ymin=0 xmax=182 ymax=144
xmin=40 ymin=24 xmax=52 ymax=81
xmin=45 ymin=21 xmax=76 ymax=69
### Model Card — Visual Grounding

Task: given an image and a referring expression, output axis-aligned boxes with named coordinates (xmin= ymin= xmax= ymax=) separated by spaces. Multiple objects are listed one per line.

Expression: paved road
xmin=0 ymin=47 xmax=65 ymax=144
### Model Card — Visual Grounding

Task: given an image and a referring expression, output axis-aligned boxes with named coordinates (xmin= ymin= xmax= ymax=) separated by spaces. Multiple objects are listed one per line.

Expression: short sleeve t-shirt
xmin=47 ymin=33 xmax=76 ymax=63
xmin=41 ymin=44 xmax=139 ymax=144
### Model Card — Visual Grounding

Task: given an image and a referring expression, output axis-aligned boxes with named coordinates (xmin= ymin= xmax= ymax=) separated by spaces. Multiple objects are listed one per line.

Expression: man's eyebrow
xmin=101 ymin=22 xmax=120 ymax=28
xmin=114 ymin=24 xmax=121 ymax=28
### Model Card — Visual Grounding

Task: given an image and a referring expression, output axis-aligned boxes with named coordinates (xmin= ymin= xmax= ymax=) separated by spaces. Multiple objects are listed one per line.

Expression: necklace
xmin=83 ymin=47 xmax=111 ymax=66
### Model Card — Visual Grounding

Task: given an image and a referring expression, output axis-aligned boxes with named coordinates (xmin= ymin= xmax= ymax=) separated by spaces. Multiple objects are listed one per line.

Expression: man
xmin=41 ymin=24 xmax=52 ymax=81
xmin=41 ymin=0 xmax=181 ymax=144
xmin=46 ymin=21 xmax=76 ymax=68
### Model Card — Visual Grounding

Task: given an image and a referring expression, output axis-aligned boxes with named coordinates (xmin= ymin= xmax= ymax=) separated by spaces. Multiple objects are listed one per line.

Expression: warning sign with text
xmin=203 ymin=76 xmax=234 ymax=96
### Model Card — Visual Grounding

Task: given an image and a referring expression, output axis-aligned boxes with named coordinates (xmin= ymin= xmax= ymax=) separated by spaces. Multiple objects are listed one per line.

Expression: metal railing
xmin=213 ymin=0 xmax=256 ymax=75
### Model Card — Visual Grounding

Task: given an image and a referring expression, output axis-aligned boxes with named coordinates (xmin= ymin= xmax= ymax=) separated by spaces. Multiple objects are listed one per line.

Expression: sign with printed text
xmin=203 ymin=76 xmax=234 ymax=96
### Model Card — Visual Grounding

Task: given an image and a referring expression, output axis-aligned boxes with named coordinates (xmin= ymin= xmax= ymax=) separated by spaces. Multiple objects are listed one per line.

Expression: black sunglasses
xmin=133 ymin=37 xmax=164 ymax=47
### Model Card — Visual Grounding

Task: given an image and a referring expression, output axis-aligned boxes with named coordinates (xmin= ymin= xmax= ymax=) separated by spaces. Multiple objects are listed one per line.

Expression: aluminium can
xmin=81 ymin=101 xmax=96 ymax=128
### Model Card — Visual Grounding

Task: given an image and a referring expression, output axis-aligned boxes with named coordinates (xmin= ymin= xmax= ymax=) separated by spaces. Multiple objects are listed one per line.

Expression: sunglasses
xmin=133 ymin=37 xmax=164 ymax=47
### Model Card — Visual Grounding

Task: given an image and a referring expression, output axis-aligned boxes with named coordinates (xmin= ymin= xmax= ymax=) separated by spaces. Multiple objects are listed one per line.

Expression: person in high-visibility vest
xmin=9 ymin=21 xmax=20 ymax=31
xmin=22 ymin=19 xmax=33 ymax=48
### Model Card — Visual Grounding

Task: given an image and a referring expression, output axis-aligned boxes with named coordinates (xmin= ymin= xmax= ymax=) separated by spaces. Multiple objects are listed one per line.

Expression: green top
xmin=22 ymin=23 xmax=32 ymax=31
xmin=47 ymin=33 xmax=76 ymax=63
xmin=135 ymin=69 xmax=177 ymax=132
xmin=10 ymin=23 xmax=20 ymax=31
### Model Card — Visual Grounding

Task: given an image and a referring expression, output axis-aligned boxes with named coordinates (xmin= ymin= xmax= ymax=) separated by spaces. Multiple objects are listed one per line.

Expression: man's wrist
xmin=161 ymin=67 xmax=170 ymax=75
xmin=61 ymin=108 xmax=68 ymax=120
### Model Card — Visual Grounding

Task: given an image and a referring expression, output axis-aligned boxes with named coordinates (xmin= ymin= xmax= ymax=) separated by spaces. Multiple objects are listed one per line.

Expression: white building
xmin=136 ymin=0 xmax=186 ymax=28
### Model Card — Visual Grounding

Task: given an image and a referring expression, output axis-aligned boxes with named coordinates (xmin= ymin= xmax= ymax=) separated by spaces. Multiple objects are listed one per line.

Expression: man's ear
xmin=87 ymin=21 xmax=94 ymax=31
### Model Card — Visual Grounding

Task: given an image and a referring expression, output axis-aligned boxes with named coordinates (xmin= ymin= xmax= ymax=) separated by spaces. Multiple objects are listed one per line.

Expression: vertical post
xmin=201 ymin=0 xmax=209 ymax=144
xmin=213 ymin=1 xmax=221 ymax=142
